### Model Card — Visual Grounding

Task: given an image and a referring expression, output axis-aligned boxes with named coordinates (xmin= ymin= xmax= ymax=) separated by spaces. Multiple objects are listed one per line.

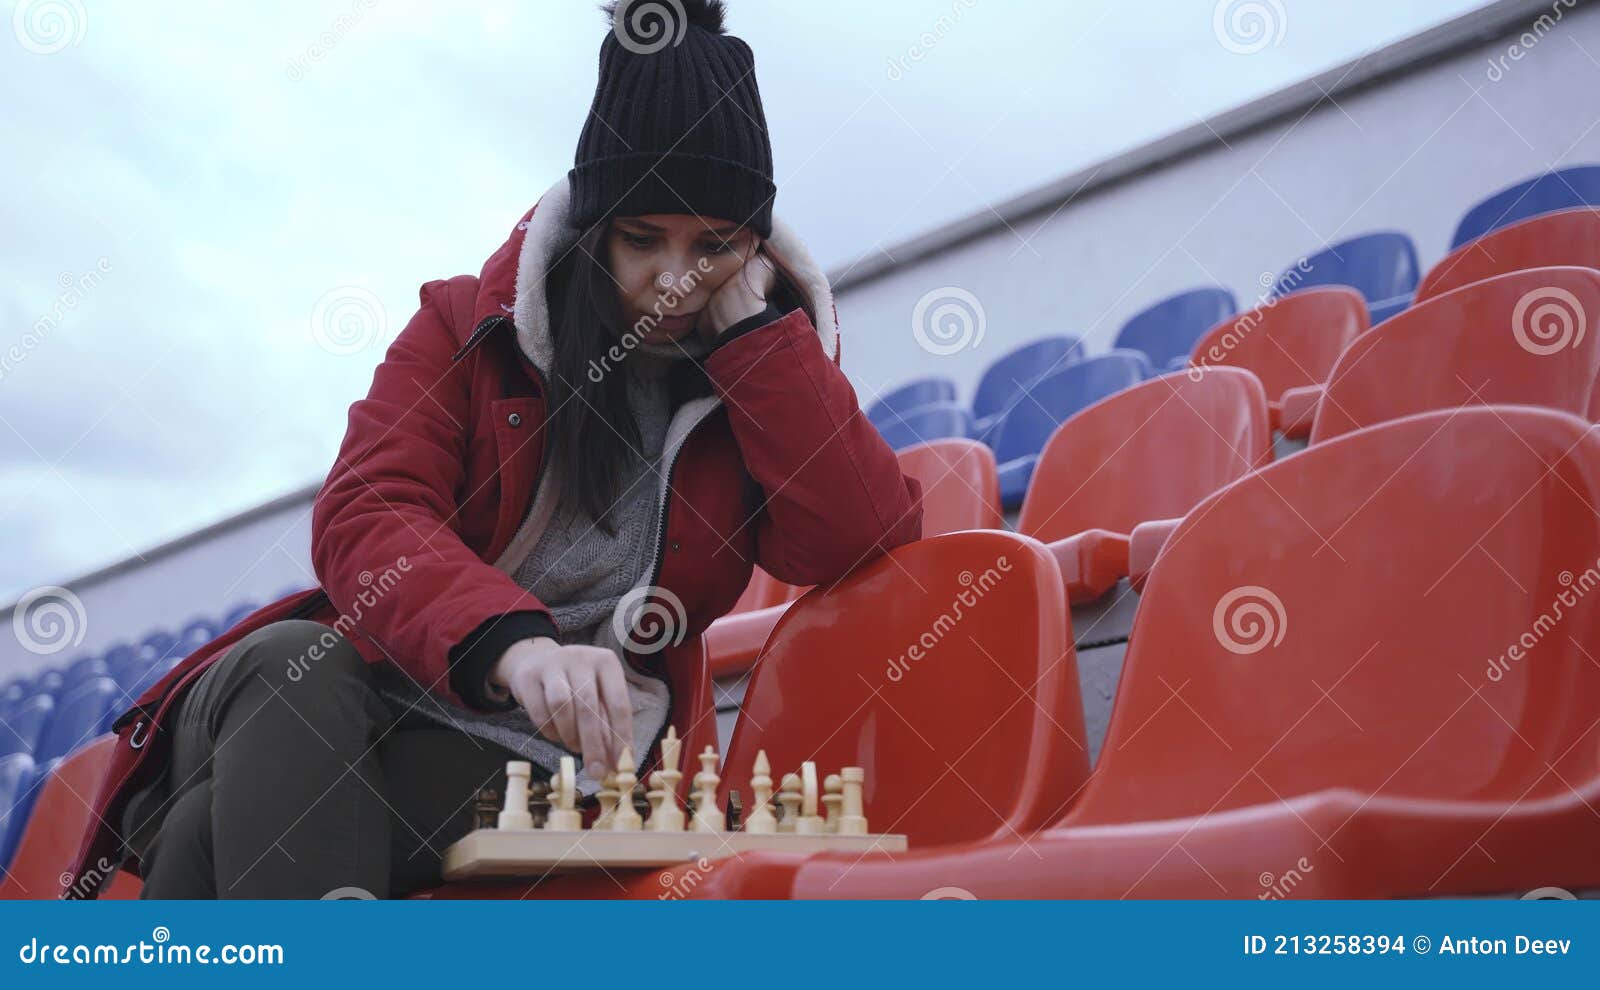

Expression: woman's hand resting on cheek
xmin=700 ymin=245 xmax=779 ymax=338
xmin=488 ymin=637 xmax=635 ymax=779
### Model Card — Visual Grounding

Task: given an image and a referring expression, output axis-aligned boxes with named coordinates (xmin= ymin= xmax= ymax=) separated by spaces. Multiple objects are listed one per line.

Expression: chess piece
xmin=611 ymin=747 xmax=644 ymax=830
xmin=498 ymin=761 xmax=533 ymax=830
xmin=777 ymin=772 xmax=802 ymax=833
xmin=837 ymin=766 xmax=868 ymax=835
xmin=744 ymin=751 xmax=777 ymax=833
xmin=475 ymin=786 xmax=502 ymax=831
xmin=793 ymin=761 xmax=825 ymax=834
xmin=690 ymin=745 xmax=723 ymax=833
xmin=648 ymin=727 xmax=687 ymax=831
xmin=596 ymin=773 xmax=620 ymax=829
xmin=822 ymin=773 xmax=843 ymax=833
xmin=543 ymin=756 xmax=583 ymax=830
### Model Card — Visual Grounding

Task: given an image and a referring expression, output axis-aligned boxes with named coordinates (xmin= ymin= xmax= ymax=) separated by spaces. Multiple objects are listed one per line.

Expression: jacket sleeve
xmin=702 ymin=306 xmax=924 ymax=587
xmin=310 ymin=279 xmax=558 ymax=710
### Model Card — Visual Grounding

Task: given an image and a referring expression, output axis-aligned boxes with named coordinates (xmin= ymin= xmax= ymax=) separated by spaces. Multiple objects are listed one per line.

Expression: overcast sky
xmin=0 ymin=0 xmax=1490 ymax=604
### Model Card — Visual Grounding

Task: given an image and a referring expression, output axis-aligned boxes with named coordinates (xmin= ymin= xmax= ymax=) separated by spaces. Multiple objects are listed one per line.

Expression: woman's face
xmin=605 ymin=213 xmax=757 ymax=345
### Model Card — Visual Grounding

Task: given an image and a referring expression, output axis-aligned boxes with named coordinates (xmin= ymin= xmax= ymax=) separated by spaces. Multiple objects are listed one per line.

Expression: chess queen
xmin=65 ymin=0 xmax=923 ymax=900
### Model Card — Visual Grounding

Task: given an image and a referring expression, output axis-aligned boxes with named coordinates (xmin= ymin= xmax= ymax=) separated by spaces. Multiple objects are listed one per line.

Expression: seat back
xmin=34 ymin=677 xmax=119 ymax=763
xmin=874 ymin=401 xmax=971 ymax=452
xmin=993 ymin=353 xmax=1151 ymax=463
xmin=0 ymin=696 xmax=54 ymax=759
xmin=971 ymin=336 xmax=1085 ymax=421
xmin=1313 ymin=267 xmax=1600 ymax=443
xmin=1452 ymin=165 xmax=1600 ymax=248
xmin=1114 ymin=288 xmax=1237 ymax=369
xmin=865 ymin=377 xmax=958 ymax=429
xmin=1418 ymin=208 xmax=1600 ymax=301
xmin=1071 ymin=407 xmax=1600 ymax=827
xmin=0 ymin=753 xmax=37 ymax=871
xmin=0 ymin=737 xmax=117 ymax=899
xmin=1188 ymin=286 xmax=1368 ymax=399
xmin=722 ymin=531 xmax=1086 ymax=846
xmin=1018 ymin=368 xmax=1270 ymax=542
xmin=895 ymin=438 xmax=1004 ymax=532
xmin=1278 ymin=231 xmax=1420 ymax=302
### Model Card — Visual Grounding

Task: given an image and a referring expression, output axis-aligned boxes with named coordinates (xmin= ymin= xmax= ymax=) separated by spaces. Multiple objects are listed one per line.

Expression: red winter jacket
xmin=63 ymin=175 xmax=923 ymax=896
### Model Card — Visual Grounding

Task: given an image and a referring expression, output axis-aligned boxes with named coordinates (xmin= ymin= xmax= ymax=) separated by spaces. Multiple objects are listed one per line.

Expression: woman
xmin=65 ymin=0 xmax=922 ymax=899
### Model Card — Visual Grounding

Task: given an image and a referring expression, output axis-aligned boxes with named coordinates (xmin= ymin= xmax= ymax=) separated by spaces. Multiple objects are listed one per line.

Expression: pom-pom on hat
xmin=568 ymin=0 xmax=776 ymax=239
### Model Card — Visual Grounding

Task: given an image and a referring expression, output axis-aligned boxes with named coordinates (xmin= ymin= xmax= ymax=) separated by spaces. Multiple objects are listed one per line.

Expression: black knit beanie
xmin=569 ymin=0 xmax=775 ymax=239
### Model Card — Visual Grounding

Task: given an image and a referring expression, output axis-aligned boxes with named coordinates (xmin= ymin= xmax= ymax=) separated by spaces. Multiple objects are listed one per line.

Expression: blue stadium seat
xmin=1451 ymin=165 xmax=1600 ymax=248
xmin=864 ymin=378 xmax=958 ymax=429
xmin=993 ymin=352 xmax=1152 ymax=508
xmin=100 ymin=642 xmax=140 ymax=676
xmin=0 ymin=679 xmax=25 ymax=710
xmin=177 ymin=617 xmax=220 ymax=654
xmin=34 ymin=677 xmax=120 ymax=763
xmin=874 ymin=402 xmax=973 ymax=451
xmin=1276 ymin=231 xmax=1420 ymax=304
xmin=0 ymin=695 xmax=55 ymax=758
xmin=125 ymin=656 xmax=182 ymax=701
xmin=61 ymin=657 xmax=111 ymax=692
xmin=1113 ymin=287 xmax=1237 ymax=369
xmin=274 ymin=584 xmax=313 ymax=601
xmin=220 ymin=601 xmax=261 ymax=632
xmin=971 ymin=336 xmax=1085 ymax=444
xmin=1367 ymin=294 xmax=1411 ymax=326
xmin=29 ymin=670 xmax=64 ymax=699
xmin=0 ymin=753 xmax=38 ymax=870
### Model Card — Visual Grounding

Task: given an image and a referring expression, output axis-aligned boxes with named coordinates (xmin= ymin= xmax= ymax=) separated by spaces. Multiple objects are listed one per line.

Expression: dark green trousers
xmin=121 ymin=619 xmax=520 ymax=899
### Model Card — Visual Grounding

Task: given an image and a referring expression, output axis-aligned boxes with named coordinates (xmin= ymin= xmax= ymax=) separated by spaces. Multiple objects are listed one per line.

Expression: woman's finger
xmin=539 ymin=669 xmax=581 ymax=754
xmin=592 ymin=652 xmax=634 ymax=768
xmin=570 ymin=671 xmax=611 ymax=780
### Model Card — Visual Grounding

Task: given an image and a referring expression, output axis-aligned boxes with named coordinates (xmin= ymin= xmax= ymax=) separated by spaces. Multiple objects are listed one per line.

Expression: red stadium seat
xmin=1417 ymin=208 xmax=1600 ymax=302
xmin=1311 ymin=266 xmax=1600 ymax=443
xmin=789 ymin=407 xmax=1600 ymax=898
xmin=1186 ymin=286 xmax=1368 ymax=404
xmin=704 ymin=439 xmax=1002 ymax=678
xmin=1017 ymin=368 xmax=1270 ymax=602
xmin=483 ymin=529 xmax=1087 ymax=900
xmin=1 ymin=736 xmax=140 ymax=899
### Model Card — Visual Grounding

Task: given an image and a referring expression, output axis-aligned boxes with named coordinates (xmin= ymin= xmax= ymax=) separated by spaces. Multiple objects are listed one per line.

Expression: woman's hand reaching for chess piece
xmin=487 ymin=638 xmax=635 ymax=779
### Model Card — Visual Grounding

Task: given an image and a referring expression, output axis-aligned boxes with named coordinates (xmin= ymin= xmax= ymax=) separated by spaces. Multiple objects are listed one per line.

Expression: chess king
xmin=65 ymin=0 xmax=923 ymax=900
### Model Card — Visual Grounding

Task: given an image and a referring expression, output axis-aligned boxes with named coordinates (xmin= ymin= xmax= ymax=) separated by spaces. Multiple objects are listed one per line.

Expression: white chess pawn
xmin=793 ymin=761 xmax=825 ymax=834
xmin=777 ymin=772 xmax=802 ymax=833
xmin=611 ymin=747 xmax=643 ymax=830
xmin=543 ymin=756 xmax=583 ymax=830
xmin=837 ymin=766 xmax=868 ymax=835
xmin=822 ymin=773 xmax=844 ymax=833
xmin=690 ymin=745 xmax=723 ymax=833
xmin=498 ymin=761 xmax=533 ymax=830
xmin=744 ymin=750 xmax=778 ymax=834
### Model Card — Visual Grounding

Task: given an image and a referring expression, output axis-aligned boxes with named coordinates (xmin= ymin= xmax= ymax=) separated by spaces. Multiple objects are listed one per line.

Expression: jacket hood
xmin=470 ymin=173 xmax=838 ymax=376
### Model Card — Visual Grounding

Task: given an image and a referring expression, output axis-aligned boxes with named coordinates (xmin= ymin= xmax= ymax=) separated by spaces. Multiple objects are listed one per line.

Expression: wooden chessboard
xmin=441 ymin=827 xmax=909 ymax=879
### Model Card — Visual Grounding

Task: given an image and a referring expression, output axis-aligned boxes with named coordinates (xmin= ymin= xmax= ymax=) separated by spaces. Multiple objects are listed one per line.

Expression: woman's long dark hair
xmin=544 ymin=222 xmax=813 ymax=534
